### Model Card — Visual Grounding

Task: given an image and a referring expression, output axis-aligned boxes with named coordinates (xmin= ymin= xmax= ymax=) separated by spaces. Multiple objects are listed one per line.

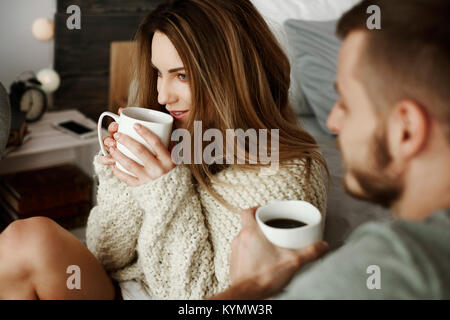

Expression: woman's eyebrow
xmin=168 ymin=67 xmax=185 ymax=73
xmin=151 ymin=62 xmax=185 ymax=73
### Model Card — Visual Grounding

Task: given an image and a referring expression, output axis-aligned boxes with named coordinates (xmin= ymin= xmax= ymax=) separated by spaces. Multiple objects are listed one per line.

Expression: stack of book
xmin=3 ymin=109 xmax=31 ymax=157
xmin=0 ymin=164 xmax=93 ymax=231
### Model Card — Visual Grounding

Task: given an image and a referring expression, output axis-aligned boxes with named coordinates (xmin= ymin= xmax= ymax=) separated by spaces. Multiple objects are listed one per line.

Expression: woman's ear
xmin=389 ymin=100 xmax=429 ymax=162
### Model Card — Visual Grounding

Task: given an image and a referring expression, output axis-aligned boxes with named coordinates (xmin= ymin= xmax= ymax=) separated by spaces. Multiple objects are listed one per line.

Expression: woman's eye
xmin=177 ymin=73 xmax=187 ymax=81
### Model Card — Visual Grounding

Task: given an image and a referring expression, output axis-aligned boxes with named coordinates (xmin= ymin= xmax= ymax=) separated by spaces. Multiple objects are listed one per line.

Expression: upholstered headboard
xmin=109 ymin=41 xmax=137 ymax=114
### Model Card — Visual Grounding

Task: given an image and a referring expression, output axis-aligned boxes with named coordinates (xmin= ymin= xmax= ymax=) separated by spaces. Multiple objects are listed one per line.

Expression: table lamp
xmin=32 ymin=18 xmax=54 ymax=41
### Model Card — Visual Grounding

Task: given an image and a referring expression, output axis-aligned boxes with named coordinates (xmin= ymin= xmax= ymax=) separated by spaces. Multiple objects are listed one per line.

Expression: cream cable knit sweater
xmin=86 ymin=153 xmax=327 ymax=299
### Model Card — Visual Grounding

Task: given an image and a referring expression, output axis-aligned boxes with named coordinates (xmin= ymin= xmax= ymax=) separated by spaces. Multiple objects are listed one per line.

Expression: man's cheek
xmin=337 ymin=135 xmax=352 ymax=163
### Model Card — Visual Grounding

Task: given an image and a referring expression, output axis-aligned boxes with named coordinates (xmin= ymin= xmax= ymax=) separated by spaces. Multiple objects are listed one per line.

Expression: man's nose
xmin=326 ymin=103 xmax=342 ymax=134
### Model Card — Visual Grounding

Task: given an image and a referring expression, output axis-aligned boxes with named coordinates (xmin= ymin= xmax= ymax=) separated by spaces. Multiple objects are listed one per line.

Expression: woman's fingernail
xmin=114 ymin=133 xmax=120 ymax=139
xmin=134 ymin=123 xmax=141 ymax=130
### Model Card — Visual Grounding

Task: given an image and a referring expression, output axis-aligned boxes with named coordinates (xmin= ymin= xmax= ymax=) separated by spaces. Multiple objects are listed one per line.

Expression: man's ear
xmin=389 ymin=100 xmax=429 ymax=161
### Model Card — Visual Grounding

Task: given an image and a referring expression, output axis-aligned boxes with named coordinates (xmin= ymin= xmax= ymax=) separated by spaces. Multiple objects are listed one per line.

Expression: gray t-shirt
xmin=273 ymin=208 xmax=450 ymax=299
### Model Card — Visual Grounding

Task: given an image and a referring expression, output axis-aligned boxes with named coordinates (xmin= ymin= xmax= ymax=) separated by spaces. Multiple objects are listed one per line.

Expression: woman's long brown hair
xmin=131 ymin=0 xmax=328 ymax=210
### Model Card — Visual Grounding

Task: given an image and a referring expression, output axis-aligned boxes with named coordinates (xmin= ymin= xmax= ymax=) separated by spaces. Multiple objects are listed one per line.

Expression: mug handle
xmin=97 ymin=111 xmax=120 ymax=156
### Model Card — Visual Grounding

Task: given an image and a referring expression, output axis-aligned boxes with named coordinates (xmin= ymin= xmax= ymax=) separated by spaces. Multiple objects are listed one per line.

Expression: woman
xmin=0 ymin=0 xmax=327 ymax=300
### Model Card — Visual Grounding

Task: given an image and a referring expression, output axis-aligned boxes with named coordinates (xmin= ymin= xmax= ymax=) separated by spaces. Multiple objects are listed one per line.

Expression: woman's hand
xmin=109 ymin=123 xmax=175 ymax=187
xmin=97 ymin=107 xmax=124 ymax=166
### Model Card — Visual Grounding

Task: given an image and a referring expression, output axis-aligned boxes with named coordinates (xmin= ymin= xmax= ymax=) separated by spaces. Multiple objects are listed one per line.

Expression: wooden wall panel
xmin=57 ymin=0 xmax=158 ymax=14
xmin=53 ymin=0 xmax=163 ymax=123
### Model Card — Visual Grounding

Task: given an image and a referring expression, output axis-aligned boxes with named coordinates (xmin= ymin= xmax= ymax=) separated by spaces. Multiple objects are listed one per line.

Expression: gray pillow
xmin=284 ymin=19 xmax=341 ymax=134
xmin=288 ymin=63 xmax=313 ymax=116
xmin=0 ymin=82 xmax=11 ymax=159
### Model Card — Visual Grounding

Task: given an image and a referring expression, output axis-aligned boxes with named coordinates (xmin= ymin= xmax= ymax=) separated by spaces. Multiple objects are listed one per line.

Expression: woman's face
xmin=152 ymin=31 xmax=191 ymax=129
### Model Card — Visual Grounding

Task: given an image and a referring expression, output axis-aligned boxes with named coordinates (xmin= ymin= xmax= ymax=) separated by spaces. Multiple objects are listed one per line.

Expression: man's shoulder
xmin=347 ymin=207 xmax=450 ymax=251
xmin=339 ymin=207 xmax=450 ymax=298
xmin=276 ymin=208 xmax=450 ymax=299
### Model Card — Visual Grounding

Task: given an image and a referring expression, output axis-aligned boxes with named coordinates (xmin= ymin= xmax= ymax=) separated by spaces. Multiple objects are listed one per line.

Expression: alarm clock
xmin=9 ymin=75 xmax=47 ymax=123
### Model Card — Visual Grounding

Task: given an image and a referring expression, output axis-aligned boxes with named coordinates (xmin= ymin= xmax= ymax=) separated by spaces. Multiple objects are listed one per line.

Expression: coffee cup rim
xmin=122 ymin=107 xmax=173 ymax=124
xmin=255 ymin=200 xmax=322 ymax=231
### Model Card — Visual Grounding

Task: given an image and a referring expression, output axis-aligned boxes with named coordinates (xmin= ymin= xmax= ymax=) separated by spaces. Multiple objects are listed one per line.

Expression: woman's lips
xmin=169 ymin=110 xmax=189 ymax=120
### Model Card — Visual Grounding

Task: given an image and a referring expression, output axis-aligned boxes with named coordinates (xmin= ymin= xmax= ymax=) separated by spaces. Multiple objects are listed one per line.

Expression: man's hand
xmin=212 ymin=207 xmax=328 ymax=300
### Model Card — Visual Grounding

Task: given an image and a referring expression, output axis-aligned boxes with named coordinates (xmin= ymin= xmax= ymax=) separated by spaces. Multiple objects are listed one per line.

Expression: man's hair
xmin=337 ymin=0 xmax=450 ymax=142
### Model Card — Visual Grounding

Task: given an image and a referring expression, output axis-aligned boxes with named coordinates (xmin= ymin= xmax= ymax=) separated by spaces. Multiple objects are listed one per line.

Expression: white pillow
xmin=250 ymin=0 xmax=361 ymax=23
xmin=250 ymin=0 xmax=360 ymax=115
xmin=250 ymin=0 xmax=360 ymax=55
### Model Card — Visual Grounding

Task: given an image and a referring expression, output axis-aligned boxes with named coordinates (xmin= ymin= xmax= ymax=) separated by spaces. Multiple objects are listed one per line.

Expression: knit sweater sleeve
xmin=211 ymin=159 xmax=327 ymax=217
xmin=85 ymin=153 xmax=145 ymax=276
xmin=128 ymin=164 xmax=216 ymax=299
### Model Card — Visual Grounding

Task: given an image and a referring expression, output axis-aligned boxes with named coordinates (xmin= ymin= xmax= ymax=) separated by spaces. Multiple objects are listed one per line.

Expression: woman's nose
xmin=157 ymin=79 xmax=176 ymax=105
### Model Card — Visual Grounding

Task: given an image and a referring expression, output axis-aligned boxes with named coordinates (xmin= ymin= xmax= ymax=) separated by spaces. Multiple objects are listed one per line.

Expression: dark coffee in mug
xmin=264 ymin=218 xmax=307 ymax=229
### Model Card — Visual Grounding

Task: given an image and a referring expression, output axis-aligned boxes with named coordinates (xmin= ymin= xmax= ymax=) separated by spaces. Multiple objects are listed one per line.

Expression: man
xmin=211 ymin=0 xmax=450 ymax=299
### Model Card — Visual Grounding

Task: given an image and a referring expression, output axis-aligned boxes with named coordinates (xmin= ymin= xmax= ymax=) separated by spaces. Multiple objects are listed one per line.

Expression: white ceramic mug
xmin=256 ymin=200 xmax=323 ymax=249
xmin=97 ymin=107 xmax=173 ymax=177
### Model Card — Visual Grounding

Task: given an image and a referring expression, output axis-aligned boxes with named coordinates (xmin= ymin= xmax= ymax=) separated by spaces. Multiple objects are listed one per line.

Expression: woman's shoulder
xmin=212 ymin=157 xmax=322 ymax=183
xmin=201 ymin=157 xmax=327 ymax=215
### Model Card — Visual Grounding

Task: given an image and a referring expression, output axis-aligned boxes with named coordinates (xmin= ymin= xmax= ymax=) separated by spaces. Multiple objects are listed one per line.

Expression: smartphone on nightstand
xmin=52 ymin=120 xmax=97 ymax=140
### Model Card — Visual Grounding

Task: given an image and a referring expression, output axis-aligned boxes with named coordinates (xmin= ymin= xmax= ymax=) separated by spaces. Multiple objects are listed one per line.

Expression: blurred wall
xmin=0 ymin=0 xmax=56 ymax=91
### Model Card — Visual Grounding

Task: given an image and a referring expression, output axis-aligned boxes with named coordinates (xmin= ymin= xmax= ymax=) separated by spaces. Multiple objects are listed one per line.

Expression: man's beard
xmin=339 ymin=127 xmax=403 ymax=209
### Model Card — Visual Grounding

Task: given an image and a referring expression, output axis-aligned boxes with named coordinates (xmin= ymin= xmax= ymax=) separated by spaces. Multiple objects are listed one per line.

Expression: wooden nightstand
xmin=0 ymin=109 xmax=107 ymax=243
